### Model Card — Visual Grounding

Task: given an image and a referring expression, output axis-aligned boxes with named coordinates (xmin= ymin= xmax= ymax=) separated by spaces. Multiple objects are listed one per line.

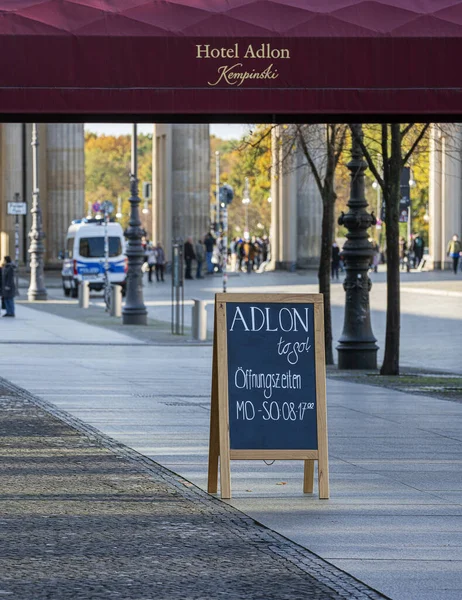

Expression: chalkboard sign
xmin=208 ymin=293 xmax=329 ymax=500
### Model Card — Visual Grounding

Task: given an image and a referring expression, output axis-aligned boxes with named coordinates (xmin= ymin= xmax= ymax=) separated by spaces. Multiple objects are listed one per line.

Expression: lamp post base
xmin=337 ymin=344 xmax=378 ymax=370
xmin=28 ymin=290 xmax=47 ymax=302
xmin=122 ymin=309 xmax=147 ymax=326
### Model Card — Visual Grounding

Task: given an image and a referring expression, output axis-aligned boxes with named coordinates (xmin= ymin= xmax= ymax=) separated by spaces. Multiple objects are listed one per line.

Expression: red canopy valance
xmin=2 ymin=0 xmax=462 ymax=117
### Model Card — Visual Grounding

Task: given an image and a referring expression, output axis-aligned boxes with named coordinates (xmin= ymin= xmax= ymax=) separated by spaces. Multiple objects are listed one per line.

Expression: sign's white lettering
xmin=229 ymin=306 xmax=310 ymax=333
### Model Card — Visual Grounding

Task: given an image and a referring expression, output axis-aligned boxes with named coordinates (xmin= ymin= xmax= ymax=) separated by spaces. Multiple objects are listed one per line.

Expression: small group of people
xmin=399 ymin=233 xmax=425 ymax=271
xmin=181 ymin=232 xmax=271 ymax=280
xmin=144 ymin=242 xmax=166 ymax=283
xmin=184 ymin=236 xmax=208 ymax=280
xmin=0 ymin=256 xmax=17 ymax=317
xmin=230 ymin=235 xmax=270 ymax=273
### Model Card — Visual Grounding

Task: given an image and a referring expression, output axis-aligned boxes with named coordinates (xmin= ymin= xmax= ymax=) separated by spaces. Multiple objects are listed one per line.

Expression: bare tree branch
xmin=401 ymin=123 xmax=415 ymax=138
xmin=296 ymin=125 xmax=324 ymax=197
xmin=402 ymin=124 xmax=430 ymax=166
xmin=334 ymin=125 xmax=347 ymax=167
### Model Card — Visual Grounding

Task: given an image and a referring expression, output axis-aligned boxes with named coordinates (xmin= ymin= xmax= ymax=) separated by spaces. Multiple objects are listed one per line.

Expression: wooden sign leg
xmin=207 ymin=377 xmax=219 ymax=493
xmin=216 ymin=299 xmax=231 ymax=499
xmin=208 ymin=311 xmax=219 ymax=494
xmin=314 ymin=301 xmax=330 ymax=500
xmin=303 ymin=460 xmax=314 ymax=493
xmin=317 ymin=447 xmax=330 ymax=499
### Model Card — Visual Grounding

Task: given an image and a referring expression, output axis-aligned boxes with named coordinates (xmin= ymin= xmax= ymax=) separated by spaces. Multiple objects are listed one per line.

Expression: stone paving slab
xmin=0 ymin=379 xmax=388 ymax=600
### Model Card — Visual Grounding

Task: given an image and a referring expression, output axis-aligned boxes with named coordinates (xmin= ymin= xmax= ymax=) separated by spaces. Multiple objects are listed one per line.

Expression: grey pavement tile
xmin=327 ymin=559 xmax=462 ymax=600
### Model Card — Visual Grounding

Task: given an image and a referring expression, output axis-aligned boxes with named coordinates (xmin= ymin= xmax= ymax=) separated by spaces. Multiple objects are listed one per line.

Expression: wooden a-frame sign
xmin=208 ymin=293 xmax=329 ymax=500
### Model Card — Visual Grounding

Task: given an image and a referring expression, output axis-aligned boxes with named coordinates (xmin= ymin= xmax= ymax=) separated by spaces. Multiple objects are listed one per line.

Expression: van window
xmin=66 ymin=237 xmax=74 ymax=258
xmin=79 ymin=237 xmax=122 ymax=258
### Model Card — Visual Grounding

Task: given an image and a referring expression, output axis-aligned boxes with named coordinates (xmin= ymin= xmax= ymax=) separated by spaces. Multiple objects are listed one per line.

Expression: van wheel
xmin=63 ymin=284 xmax=70 ymax=297
xmin=71 ymin=284 xmax=78 ymax=299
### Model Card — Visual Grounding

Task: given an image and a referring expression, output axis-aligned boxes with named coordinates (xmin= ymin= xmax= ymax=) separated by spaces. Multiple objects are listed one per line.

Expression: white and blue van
xmin=61 ymin=218 xmax=127 ymax=297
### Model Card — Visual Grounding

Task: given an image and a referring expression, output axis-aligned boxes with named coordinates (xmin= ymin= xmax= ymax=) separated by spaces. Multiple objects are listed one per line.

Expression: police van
xmin=61 ymin=218 xmax=127 ymax=297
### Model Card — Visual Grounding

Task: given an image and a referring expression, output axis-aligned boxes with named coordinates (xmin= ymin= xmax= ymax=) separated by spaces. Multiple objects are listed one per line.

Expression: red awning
xmin=2 ymin=0 xmax=462 ymax=117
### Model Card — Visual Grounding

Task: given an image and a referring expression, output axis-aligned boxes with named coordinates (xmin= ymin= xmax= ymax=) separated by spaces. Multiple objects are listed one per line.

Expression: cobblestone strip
xmin=0 ymin=376 xmax=388 ymax=600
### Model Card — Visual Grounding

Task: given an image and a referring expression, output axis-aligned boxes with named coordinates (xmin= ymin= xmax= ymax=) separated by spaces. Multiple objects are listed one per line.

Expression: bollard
xmin=110 ymin=284 xmax=122 ymax=317
xmin=78 ymin=281 xmax=89 ymax=309
xmin=192 ymin=299 xmax=207 ymax=341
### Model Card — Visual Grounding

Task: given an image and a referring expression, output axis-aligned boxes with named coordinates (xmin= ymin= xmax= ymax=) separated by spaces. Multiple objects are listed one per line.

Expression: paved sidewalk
xmin=0 ymin=380 xmax=386 ymax=600
xmin=1 ymin=304 xmax=462 ymax=600
xmin=33 ymin=268 xmax=462 ymax=373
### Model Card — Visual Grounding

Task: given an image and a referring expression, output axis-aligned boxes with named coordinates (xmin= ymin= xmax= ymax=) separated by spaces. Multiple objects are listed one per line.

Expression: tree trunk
xmin=380 ymin=125 xmax=401 ymax=376
xmin=318 ymin=187 xmax=335 ymax=365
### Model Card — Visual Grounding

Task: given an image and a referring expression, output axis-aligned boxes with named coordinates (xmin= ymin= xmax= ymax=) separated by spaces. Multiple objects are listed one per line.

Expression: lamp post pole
xmin=337 ymin=124 xmax=378 ymax=369
xmin=28 ymin=123 xmax=47 ymax=302
xmin=242 ymin=177 xmax=250 ymax=238
xmin=122 ymin=124 xmax=147 ymax=325
xmin=215 ymin=151 xmax=220 ymax=235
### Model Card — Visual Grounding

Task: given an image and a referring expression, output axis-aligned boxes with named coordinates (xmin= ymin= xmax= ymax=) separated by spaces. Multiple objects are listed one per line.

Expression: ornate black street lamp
xmin=28 ymin=123 xmax=47 ymax=302
xmin=337 ymin=124 xmax=378 ymax=369
xmin=122 ymin=124 xmax=147 ymax=325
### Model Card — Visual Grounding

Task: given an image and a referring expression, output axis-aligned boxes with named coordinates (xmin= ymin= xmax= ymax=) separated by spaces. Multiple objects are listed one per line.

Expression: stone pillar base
xmin=276 ymin=260 xmax=297 ymax=272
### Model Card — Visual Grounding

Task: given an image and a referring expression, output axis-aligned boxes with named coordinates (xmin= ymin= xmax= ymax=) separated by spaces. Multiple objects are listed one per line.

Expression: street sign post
xmin=8 ymin=194 xmax=27 ymax=296
xmin=7 ymin=202 xmax=27 ymax=215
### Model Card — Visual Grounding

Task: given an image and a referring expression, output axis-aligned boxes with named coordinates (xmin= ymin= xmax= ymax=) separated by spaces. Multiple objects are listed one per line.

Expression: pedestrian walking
xmin=399 ymin=237 xmax=409 ymax=272
xmin=2 ymin=256 xmax=16 ymax=317
xmin=184 ymin=237 xmax=196 ymax=280
xmin=447 ymin=234 xmax=461 ymax=274
xmin=331 ymin=242 xmax=340 ymax=280
xmin=146 ymin=244 xmax=157 ymax=283
xmin=230 ymin=237 xmax=237 ymax=272
xmin=195 ymin=239 xmax=205 ymax=279
xmin=371 ymin=241 xmax=380 ymax=273
xmin=0 ymin=263 xmax=4 ymax=314
xmin=204 ymin=232 xmax=216 ymax=274
xmin=411 ymin=233 xmax=424 ymax=269
xmin=243 ymin=238 xmax=255 ymax=273
xmin=236 ymin=238 xmax=245 ymax=272
xmin=155 ymin=242 xmax=165 ymax=282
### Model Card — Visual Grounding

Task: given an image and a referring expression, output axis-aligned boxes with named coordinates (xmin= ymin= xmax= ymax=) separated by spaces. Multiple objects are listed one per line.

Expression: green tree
xmin=211 ymin=128 xmax=271 ymax=239
xmin=85 ymin=133 xmax=152 ymax=230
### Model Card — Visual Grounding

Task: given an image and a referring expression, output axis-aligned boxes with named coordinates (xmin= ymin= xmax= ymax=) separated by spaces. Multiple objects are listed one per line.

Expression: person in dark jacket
xmin=195 ymin=239 xmax=205 ymax=279
xmin=2 ymin=256 xmax=16 ymax=317
xmin=155 ymin=242 xmax=166 ymax=282
xmin=203 ymin=232 xmax=216 ymax=274
xmin=331 ymin=242 xmax=341 ymax=280
xmin=411 ymin=233 xmax=424 ymax=268
xmin=184 ymin=237 xmax=196 ymax=280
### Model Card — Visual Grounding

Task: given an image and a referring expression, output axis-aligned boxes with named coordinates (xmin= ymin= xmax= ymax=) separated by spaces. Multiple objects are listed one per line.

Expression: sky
xmin=84 ymin=123 xmax=250 ymax=140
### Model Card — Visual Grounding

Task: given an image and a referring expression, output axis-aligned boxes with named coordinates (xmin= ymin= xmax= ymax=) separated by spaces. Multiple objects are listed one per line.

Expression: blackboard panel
xmin=226 ymin=302 xmax=318 ymax=451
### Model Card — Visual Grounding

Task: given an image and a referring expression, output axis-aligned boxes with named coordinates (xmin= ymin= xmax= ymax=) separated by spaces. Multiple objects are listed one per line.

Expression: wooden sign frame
xmin=208 ymin=293 xmax=329 ymax=500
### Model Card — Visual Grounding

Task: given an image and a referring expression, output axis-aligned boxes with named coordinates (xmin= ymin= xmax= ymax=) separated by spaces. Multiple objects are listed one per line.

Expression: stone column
xmin=441 ymin=125 xmax=462 ymax=267
xmin=429 ymin=125 xmax=443 ymax=269
xmin=269 ymin=126 xmax=280 ymax=269
xmin=152 ymin=124 xmax=210 ymax=260
xmin=295 ymin=133 xmax=323 ymax=269
xmin=270 ymin=125 xmax=322 ymax=270
xmin=0 ymin=124 xmax=23 ymax=261
xmin=429 ymin=124 xmax=462 ymax=270
xmin=46 ymin=124 xmax=85 ymax=266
